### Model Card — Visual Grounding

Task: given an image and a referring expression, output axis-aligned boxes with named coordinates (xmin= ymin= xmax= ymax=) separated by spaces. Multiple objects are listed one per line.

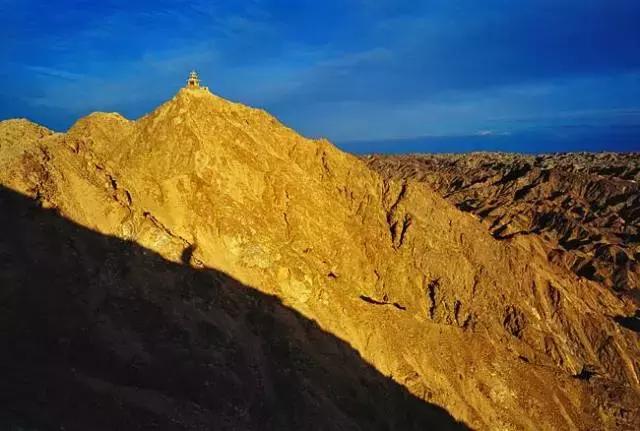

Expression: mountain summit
xmin=1 ymin=78 xmax=639 ymax=430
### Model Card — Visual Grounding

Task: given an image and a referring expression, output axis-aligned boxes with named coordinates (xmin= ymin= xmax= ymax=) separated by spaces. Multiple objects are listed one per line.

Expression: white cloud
xmin=25 ymin=66 xmax=84 ymax=81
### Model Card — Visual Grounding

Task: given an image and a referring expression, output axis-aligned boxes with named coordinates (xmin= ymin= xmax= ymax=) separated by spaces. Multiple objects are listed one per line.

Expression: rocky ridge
xmin=1 ymin=88 xmax=639 ymax=430
xmin=365 ymin=152 xmax=640 ymax=299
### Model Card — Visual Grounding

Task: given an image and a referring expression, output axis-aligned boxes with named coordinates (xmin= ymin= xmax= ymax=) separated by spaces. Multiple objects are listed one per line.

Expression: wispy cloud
xmin=475 ymin=130 xmax=511 ymax=137
xmin=25 ymin=65 xmax=85 ymax=81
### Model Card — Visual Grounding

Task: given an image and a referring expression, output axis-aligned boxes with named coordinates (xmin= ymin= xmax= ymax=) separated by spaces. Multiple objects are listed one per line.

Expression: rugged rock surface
xmin=365 ymin=153 xmax=640 ymax=300
xmin=1 ymin=88 xmax=639 ymax=430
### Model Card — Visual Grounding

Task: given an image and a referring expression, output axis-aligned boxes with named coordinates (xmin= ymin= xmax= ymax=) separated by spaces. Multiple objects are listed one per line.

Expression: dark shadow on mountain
xmin=614 ymin=310 xmax=640 ymax=333
xmin=0 ymin=186 xmax=468 ymax=431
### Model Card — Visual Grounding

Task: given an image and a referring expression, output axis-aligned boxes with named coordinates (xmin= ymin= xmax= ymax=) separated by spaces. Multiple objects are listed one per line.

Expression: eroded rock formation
xmin=1 ymin=89 xmax=639 ymax=430
xmin=365 ymin=152 xmax=640 ymax=299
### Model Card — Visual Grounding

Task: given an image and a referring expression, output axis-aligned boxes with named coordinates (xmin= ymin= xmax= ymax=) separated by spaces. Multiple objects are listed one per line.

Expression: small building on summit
xmin=186 ymin=70 xmax=200 ymax=88
xmin=185 ymin=70 xmax=209 ymax=91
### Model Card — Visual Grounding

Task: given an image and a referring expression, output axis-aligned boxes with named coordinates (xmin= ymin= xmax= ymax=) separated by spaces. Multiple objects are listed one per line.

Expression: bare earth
xmin=1 ymin=88 xmax=639 ymax=430
xmin=365 ymin=152 xmax=640 ymax=300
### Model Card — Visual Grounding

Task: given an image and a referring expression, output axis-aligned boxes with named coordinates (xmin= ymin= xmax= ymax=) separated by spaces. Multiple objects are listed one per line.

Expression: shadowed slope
xmin=0 ymin=186 xmax=467 ymax=431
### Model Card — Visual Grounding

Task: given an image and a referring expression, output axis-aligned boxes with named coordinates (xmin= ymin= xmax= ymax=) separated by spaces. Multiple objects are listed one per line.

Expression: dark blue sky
xmin=1 ymin=0 xmax=639 ymax=153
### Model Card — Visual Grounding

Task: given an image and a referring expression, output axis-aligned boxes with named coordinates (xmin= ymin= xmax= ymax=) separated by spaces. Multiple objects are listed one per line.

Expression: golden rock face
xmin=1 ymin=88 xmax=639 ymax=430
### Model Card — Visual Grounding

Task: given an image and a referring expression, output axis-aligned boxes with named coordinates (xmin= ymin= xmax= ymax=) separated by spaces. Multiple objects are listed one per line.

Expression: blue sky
xmin=1 ymin=0 xmax=639 ymax=153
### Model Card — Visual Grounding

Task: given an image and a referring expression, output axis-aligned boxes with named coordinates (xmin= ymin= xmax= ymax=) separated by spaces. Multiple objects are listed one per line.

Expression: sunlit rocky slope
xmin=365 ymin=152 xmax=640 ymax=300
xmin=1 ymin=87 xmax=639 ymax=430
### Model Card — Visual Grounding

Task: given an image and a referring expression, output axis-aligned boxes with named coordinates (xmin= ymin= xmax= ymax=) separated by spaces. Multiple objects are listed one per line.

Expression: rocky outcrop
xmin=1 ymin=88 xmax=639 ymax=430
xmin=366 ymin=152 xmax=640 ymax=300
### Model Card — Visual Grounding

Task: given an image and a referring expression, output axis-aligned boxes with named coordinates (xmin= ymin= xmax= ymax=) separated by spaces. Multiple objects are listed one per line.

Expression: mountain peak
xmin=0 ymin=118 xmax=54 ymax=166
xmin=1 ymin=74 xmax=639 ymax=429
xmin=177 ymin=83 xmax=213 ymax=99
xmin=0 ymin=118 xmax=53 ymax=135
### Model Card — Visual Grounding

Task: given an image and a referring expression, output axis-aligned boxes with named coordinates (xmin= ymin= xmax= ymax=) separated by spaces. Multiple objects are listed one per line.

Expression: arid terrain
xmin=365 ymin=153 xmax=640 ymax=301
xmin=1 ymin=87 xmax=639 ymax=430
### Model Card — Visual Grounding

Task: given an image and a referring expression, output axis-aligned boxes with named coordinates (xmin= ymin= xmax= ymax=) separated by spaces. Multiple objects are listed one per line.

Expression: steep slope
xmin=0 ymin=186 xmax=464 ymax=431
xmin=365 ymin=152 xmax=640 ymax=299
xmin=1 ymin=87 xmax=639 ymax=430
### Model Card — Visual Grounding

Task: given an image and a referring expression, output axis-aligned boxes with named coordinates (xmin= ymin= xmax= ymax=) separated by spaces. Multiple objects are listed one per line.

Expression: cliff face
xmin=1 ymin=88 xmax=639 ymax=430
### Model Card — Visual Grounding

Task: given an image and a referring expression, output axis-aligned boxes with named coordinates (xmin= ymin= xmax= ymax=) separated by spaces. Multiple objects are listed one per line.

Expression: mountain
xmin=1 ymin=86 xmax=639 ymax=430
